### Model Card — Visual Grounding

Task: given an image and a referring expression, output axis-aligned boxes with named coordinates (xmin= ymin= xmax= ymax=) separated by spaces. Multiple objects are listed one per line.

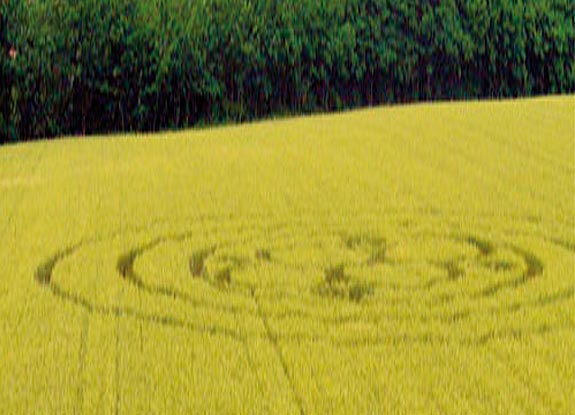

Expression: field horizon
xmin=1 ymin=95 xmax=574 ymax=414
xmin=3 ymin=94 xmax=569 ymax=145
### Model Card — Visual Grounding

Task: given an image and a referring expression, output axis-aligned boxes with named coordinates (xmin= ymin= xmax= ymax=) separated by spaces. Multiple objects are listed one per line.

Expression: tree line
xmin=1 ymin=0 xmax=574 ymax=142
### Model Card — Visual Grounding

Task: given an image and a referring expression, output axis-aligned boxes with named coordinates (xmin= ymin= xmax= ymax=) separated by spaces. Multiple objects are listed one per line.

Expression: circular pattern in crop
xmin=35 ymin=213 xmax=575 ymax=348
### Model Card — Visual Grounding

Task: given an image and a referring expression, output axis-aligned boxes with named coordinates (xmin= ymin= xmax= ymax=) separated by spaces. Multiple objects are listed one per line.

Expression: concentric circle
xmin=36 ymin=213 xmax=575 ymax=347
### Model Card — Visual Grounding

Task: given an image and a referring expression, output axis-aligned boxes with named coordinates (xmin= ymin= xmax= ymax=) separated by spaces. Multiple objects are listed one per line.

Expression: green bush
xmin=1 ymin=0 xmax=574 ymax=142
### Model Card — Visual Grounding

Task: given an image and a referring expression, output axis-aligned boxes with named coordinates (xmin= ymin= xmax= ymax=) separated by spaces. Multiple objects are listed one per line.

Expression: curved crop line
xmin=116 ymin=238 xmax=251 ymax=316
xmin=472 ymin=322 xmax=571 ymax=346
xmin=34 ymin=227 xmax=566 ymax=350
xmin=475 ymin=245 xmax=544 ymax=298
xmin=266 ymin=283 xmax=575 ymax=328
xmin=465 ymin=236 xmax=544 ymax=297
xmin=377 ymin=234 xmax=530 ymax=301
xmin=35 ymin=245 xmax=247 ymax=342
xmin=367 ymin=234 xmax=495 ymax=294
xmin=408 ymin=234 xmax=545 ymax=300
xmin=465 ymin=235 xmax=495 ymax=256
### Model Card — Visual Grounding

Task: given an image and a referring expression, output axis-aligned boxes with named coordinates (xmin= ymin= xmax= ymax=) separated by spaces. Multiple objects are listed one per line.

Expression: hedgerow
xmin=1 ymin=0 xmax=574 ymax=141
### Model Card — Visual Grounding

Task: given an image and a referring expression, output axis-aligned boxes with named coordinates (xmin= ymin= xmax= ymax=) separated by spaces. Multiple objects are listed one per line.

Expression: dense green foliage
xmin=1 ymin=0 xmax=574 ymax=141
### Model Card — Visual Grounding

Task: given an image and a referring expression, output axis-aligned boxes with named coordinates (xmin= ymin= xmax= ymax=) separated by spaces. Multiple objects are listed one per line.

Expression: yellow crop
xmin=0 ymin=96 xmax=574 ymax=414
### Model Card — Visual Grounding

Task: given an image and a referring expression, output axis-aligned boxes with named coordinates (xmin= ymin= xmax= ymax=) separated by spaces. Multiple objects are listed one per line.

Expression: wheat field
xmin=0 ymin=96 xmax=574 ymax=414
